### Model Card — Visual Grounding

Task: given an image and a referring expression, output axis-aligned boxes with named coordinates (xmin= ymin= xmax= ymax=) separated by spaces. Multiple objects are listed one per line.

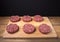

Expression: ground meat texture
xmin=33 ymin=15 xmax=44 ymax=22
xmin=23 ymin=24 xmax=35 ymax=34
xmin=6 ymin=24 xmax=19 ymax=34
xmin=39 ymin=24 xmax=51 ymax=34
xmin=10 ymin=16 xmax=20 ymax=22
xmin=22 ymin=15 xmax=32 ymax=22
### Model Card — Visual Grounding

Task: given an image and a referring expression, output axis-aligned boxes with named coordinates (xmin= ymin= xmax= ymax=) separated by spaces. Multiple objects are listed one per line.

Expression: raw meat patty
xmin=10 ymin=15 xmax=20 ymax=22
xmin=33 ymin=15 xmax=44 ymax=22
xmin=23 ymin=24 xmax=35 ymax=34
xmin=39 ymin=24 xmax=51 ymax=34
xmin=6 ymin=24 xmax=19 ymax=34
xmin=22 ymin=15 xmax=32 ymax=22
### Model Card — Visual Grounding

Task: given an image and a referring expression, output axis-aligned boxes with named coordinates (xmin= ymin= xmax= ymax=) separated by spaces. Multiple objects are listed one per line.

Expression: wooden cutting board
xmin=3 ymin=17 xmax=57 ymax=38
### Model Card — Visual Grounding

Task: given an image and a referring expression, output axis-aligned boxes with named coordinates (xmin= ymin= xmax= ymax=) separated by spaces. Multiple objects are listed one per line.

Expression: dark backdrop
xmin=0 ymin=0 xmax=60 ymax=16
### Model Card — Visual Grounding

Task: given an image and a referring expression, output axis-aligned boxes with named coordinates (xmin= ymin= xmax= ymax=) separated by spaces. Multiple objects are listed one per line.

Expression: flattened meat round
xmin=23 ymin=24 xmax=35 ymax=34
xmin=22 ymin=15 xmax=32 ymax=22
xmin=6 ymin=24 xmax=19 ymax=34
xmin=39 ymin=24 xmax=51 ymax=34
xmin=10 ymin=15 xmax=20 ymax=22
xmin=33 ymin=15 xmax=44 ymax=22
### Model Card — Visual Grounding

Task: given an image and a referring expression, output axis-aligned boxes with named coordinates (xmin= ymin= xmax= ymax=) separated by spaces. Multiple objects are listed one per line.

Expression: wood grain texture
xmin=49 ymin=17 xmax=60 ymax=25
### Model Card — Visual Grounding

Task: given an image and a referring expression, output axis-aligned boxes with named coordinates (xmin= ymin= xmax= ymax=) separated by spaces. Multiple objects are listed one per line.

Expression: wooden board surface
xmin=3 ymin=17 xmax=57 ymax=38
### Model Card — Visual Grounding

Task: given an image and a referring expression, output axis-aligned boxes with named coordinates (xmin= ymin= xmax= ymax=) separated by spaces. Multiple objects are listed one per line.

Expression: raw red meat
xmin=10 ymin=15 xmax=20 ymax=22
xmin=23 ymin=24 xmax=35 ymax=34
xmin=6 ymin=24 xmax=19 ymax=34
xmin=33 ymin=15 xmax=44 ymax=22
xmin=22 ymin=15 xmax=32 ymax=22
xmin=39 ymin=24 xmax=51 ymax=34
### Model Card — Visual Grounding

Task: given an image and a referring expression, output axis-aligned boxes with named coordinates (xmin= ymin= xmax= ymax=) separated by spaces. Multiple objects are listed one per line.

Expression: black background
xmin=0 ymin=0 xmax=60 ymax=16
